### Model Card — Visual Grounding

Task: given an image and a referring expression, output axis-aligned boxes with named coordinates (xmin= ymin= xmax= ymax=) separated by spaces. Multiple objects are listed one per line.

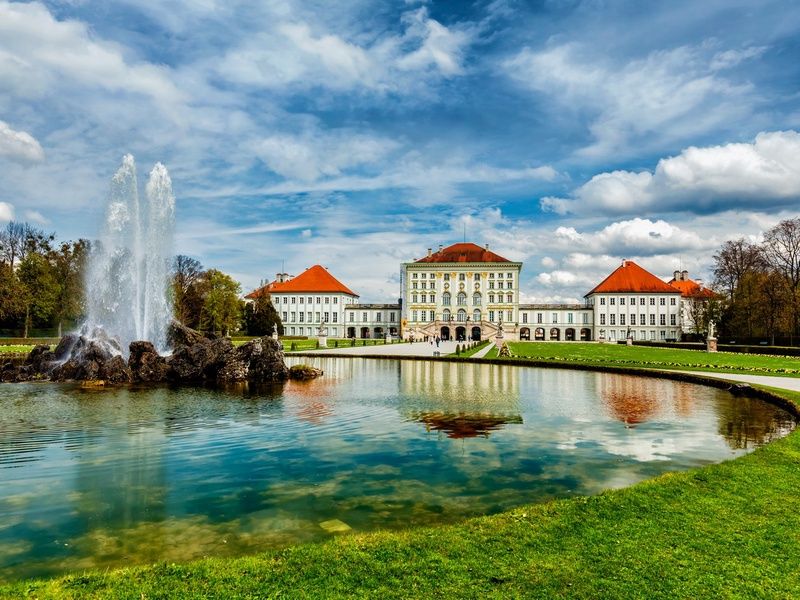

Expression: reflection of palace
xmin=248 ymin=241 xmax=713 ymax=343
xmin=413 ymin=412 xmax=523 ymax=439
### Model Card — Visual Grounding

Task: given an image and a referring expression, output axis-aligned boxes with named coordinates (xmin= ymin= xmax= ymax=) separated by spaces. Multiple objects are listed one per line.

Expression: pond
xmin=0 ymin=357 xmax=795 ymax=581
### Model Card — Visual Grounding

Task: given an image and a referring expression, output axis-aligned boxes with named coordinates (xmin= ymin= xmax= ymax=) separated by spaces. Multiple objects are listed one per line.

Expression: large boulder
xmin=128 ymin=341 xmax=168 ymax=383
xmin=50 ymin=335 xmax=130 ymax=383
xmin=25 ymin=344 xmax=56 ymax=374
xmin=166 ymin=335 xmax=234 ymax=382
xmin=216 ymin=337 xmax=289 ymax=383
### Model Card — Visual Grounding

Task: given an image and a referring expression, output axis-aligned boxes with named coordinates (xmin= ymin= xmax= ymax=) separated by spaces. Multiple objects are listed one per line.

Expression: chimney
xmin=622 ymin=259 xmax=627 ymax=267
xmin=427 ymin=248 xmax=432 ymax=257
xmin=681 ymin=270 xmax=689 ymax=281
xmin=438 ymin=244 xmax=443 ymax=252
xmin=673 ymin=270 xmax=681 ymax=281
xmin=485 ymin=243 xmax=489 ymax=250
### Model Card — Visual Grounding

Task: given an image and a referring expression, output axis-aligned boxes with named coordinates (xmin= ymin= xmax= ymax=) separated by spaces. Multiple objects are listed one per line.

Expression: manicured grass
xmin=2 ymin=381 xmax=798 ymax=599
xmin=457 ymin=340 xmax=491 ymax=358
xmin=500 ymin=342 xmax=800 ymax=376
xmin=0 ymin=345 xmax=38 ymax=354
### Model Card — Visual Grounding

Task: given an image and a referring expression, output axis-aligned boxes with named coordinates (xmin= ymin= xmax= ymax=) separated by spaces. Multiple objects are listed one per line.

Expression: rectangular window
xmin=421 ymin=294 xmax=426 ymax=303
xmin=610 ymin=298 xmax=616 ymax=305
xmin=290 ymin=312 xmax=296 ymax=321
xmin=498 ymin=273 xmax=504 ymax=279
xmin=640 ymin=330 xmax=645 ymax=340
xmin=489 ymin=281 xmax=495 ymax=289
xmin=600 ymin=314 xmax=606 ymax=325
xmin=323 ymin=312 xmax=329 ymax=322
xmin=507 ymin=281 xmax=513 ymax=289
xmin=639 ymin=298 xmax=645 ymax=305
xmin=349 ymin=312 xmax=354 ymax=322
xmin=650 ymin=314 xmax=656 ymax=326
xmin=522 ymin=313 xmax=528 ymax=323
xmin=660 ymin=314 xmax=666 ymax=325
xmin=412 ymin=310 xmax=417 ymax=321
xmin=333 ymin=313 xmax=338 ymax=323
xmin=412 ymin=273 xmax=418 ymax=279
xmin=459 ymin=273 xmax=466 ymax=281
xmin=430 ymin=282 xmax=435 ymax=289
xmin=444 ymin=274 xmax=450 ymax=281
xmin=474 ymin=273 xmax=481 ymax=281
xmin=299 ymin=297 xmax=304 ymax=304
xmin=489 ymin=273 xmax=494 ymax=278
xmin=282 ymin=312 xmax=287 ymax=321
xmin=620 ymin=297 xmax=626 ymax=306
xmin=552 ymin=313 xmax=558 ymax=323
xmin=640 ymin=314 xmax=646 ymax=325
xmin=670 ymin=314 xmax=676 ymax=326
xmin=299 ymin=313 xmax=304 ymax=322
xmin=307 ymin=297 xmax=312 ymax=304
xmin=412 ymin=294 xmax=418 ymax=303
xmin=362 ymin=312 xmax=368 ymax=322
xmin=291 ymin=297 xmax=295 ymax=304
xmin=660 ymin=330 xmax=666 ymax=340
xmin=568 ymin=313 xmax=574 ymax=324
xmin=650 ymin=297 xmax=655 ymax=305
xmin=324 ymin=297 xmax=329 ymax=303
xmin=290 ymin=327 xmax=295 ymax=335
xmin=507 ymin=310 xmax=513 ymax=321
xmin=620 ymin=314 xmax=626 ymax=326
xmin=670 ymin=297 xmax=676 ymax=305
xmin=610 ymin=314 xmax=616 ymax=325
xmin=631 ymin=313 xmax=636 ymax=325
xmin=334 ymin=297 xmax=338 ymax=304
xmin=507 ymin=272 xmax=513 ymax=279
xmin=660 ymin=298 xmax=665 ymax=306
xmin=650 ymin=330 xmax=656 ymax=340
xmin=315 ymin=312 xmax=320 ymax=323
xmin=421 ymin=282 xmax=427 ymax=289
xmin=412 ymin=282 xmax=418 ymax=289
xmin=390 ymin=313 xmax=396 ymax=322
xmin=421 ymin=273 xmax=426 ymax=279
xmin=376 ymin=312 xmax=382 ymax=322
xmin=582 ymin=313 xmax=588 ymax=324
xmin=507 ymin=294 xmax=513 ymax=303
xmin=600 ymin=297 xmax=606 ymax=305
xmin=630 ymin=298 xmax=636 ymax=305
xmin=537 ymin=313 xmax=542 ymax=323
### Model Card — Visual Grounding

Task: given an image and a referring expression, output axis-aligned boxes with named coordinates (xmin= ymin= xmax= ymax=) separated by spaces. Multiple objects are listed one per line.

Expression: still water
xmin=0 ymin=358 xmax=794 ymax=580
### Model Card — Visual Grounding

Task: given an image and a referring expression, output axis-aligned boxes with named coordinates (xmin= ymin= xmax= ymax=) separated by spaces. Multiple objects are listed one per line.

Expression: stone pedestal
xmin=317 ymin=335 xmax=328 ymax=349
xmin=626 ymin=337 xmax=633 ymax=346
xmin=707 ymin=337 xmax=718 ymax=352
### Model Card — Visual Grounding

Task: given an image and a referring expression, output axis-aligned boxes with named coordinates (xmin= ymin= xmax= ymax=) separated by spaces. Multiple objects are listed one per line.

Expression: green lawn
xmin=490 ymin=342 xmax=800 ymax=376
xmin=3 ymin=383 xmax=799 ymax=598
xmin=0 ymin=344 xmax=40 ymax=355
xmin=456 ymin=340 xmax=491 ymax=358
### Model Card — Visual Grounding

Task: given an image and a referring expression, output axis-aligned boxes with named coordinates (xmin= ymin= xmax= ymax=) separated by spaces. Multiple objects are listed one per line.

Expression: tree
xmin=762 ymin=219 xmax=800 ymax=341
xmin=50 ymin=239 xmax=90 ymax=336
xmin=17 ymin=252 xmax=58 ymax=338
xmin=712 ymin=239 xmax=764 ymax=300
xmin=172 ymin=255 xmax=203 ymax=325
xmin=0 ymin=221 xmax=54 ymax=269
xmin=0 ymin=262 xmax=25 ymax=325
xmin=244 ymin=293 xmax=283 ymax=336
xmin=200 ymin=269 xmax=242 ymax=335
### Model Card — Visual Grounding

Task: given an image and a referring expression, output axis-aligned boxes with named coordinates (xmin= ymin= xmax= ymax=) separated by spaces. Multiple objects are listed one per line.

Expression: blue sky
xmin=1 ymin=0 xmax=799 ymax=302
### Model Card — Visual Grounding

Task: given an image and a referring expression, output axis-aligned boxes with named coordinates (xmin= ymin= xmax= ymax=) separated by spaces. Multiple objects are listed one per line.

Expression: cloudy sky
xmin=1 ymin=0 xmax=799 ymax=302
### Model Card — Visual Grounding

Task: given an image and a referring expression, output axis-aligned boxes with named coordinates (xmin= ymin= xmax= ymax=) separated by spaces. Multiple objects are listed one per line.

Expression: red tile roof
xmin=267 ymin=265 xmax=358 ymax=296
xmin=244 ymin=279 xmax=280 ymax=300
xmin=586 ymin=260 xmax=680 ymax=296
xmin=668 ymin=278 xmax=716 ymax=299
xmin=414 ymin=243 xmax=511 ymax=263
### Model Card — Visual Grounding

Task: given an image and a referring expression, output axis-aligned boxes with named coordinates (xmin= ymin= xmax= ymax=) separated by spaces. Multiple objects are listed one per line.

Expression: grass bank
xmin=2 ymin=375 xmax=799 ymax=598
xmin=481 ymin=341 xmax=800 ymax=377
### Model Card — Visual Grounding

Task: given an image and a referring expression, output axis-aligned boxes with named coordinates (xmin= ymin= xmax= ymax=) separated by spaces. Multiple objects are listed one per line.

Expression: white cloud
xmin=542 ymin=130 xmax=800 ymax=215
xmin=0 ymin=201 xmax=14 ymax=223
xmin=216 ymin=7 xmax=473 ymax=94
xmin=0 ymin=120 xmax=44 ymax=163
xmin=254 ymin=130 xmax=400 ymax=182
xmin=505 ymin=42 xmax=756 ymax=158
xmin=0 ymin=1 xmax=183 ymax=107
xmin=22 ymin=209 xmax=49 ymax=225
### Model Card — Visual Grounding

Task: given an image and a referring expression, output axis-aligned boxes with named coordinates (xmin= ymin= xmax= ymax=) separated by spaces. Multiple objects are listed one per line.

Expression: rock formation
xmin=1 ymin=321 xmax=296 ymax=385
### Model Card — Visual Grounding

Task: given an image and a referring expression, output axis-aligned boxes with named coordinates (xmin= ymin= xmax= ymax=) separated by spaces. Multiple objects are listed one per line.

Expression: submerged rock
xmin=288 ymin=364 xmax=324 ymax=380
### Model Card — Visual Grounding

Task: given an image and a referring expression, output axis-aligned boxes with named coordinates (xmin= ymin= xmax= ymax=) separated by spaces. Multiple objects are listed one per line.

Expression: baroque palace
xmin=246 ymin=242 xmax=713 ymax=342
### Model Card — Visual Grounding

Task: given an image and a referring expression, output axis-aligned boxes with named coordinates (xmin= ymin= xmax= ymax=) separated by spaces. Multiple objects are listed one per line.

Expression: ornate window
xmin=473 ymin=292 xmax=481 ymax=306
xmin=457 ymin=292 xmax=467 ymax=305
xmin=442 ymin=292 xmax=451 ymax=305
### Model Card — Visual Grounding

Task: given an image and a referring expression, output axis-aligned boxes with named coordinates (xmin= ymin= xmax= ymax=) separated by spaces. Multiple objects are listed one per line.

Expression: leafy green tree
xmin=200 ymin=269 xmax=242 ymax=335
xmin=50 ymin=239 xmax=90 ymax=336
xmin=17 ymin=252 xmax=58 ymax=338
xmin=0 ymin=262 xmax=25 ymax=326
xmin=244 ymin=293 xmax=284 ymax=336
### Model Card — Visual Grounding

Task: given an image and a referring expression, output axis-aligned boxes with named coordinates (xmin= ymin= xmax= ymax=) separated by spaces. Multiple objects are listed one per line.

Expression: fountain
xmin=83 ymin=154 xmax=175 ymax=356
xmin=0 ymin=155 xmax=298 ymax=385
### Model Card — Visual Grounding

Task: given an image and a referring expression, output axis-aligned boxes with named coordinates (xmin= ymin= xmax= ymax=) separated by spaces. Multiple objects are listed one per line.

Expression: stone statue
xmin=708 ymin=320 xmax=715 ymax=339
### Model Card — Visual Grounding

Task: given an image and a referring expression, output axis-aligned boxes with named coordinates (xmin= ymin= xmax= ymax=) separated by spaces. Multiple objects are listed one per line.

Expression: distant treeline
xmin=0 ymin=221 xmax=281 ymax=339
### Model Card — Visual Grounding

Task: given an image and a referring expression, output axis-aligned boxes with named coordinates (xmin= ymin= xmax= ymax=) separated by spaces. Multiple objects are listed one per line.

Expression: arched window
xmin=442 ymin=292 xmax=451 ymax=305
xmin=473 ymin=309 xmax=481 ymax=322
xmin=473 ymin=292 xmax=481 ymax=306
xmin=457 ymin=309 xmax=467 ymax=322
xmin=442 ymin=309 xmax=451 ymax=322
xmin=457 ymin=292 xmax=467 ymax=306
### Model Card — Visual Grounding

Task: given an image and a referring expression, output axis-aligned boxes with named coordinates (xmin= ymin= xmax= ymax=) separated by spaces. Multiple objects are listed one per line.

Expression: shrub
xmin=315 ymin=340 xmax=320 ymax=349
xmin=290 ymin=342 xmax=297 ymax=351
xmin=334 ymin=340 xmax=339 ymax=348
xmin=351 ymin=338 xmax=356 ymax=347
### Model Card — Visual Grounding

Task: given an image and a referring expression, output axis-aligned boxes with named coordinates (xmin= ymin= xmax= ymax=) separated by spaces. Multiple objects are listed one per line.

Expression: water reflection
xmin=0 ymin=359 xmax=795 ymax=581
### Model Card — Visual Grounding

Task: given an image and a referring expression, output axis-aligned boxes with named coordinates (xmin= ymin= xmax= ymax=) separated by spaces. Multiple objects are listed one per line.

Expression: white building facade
xmin=401 ymin=243 xmax=522 ymax=341
xmin=343 ymin=304 xmax=401 ymax=339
